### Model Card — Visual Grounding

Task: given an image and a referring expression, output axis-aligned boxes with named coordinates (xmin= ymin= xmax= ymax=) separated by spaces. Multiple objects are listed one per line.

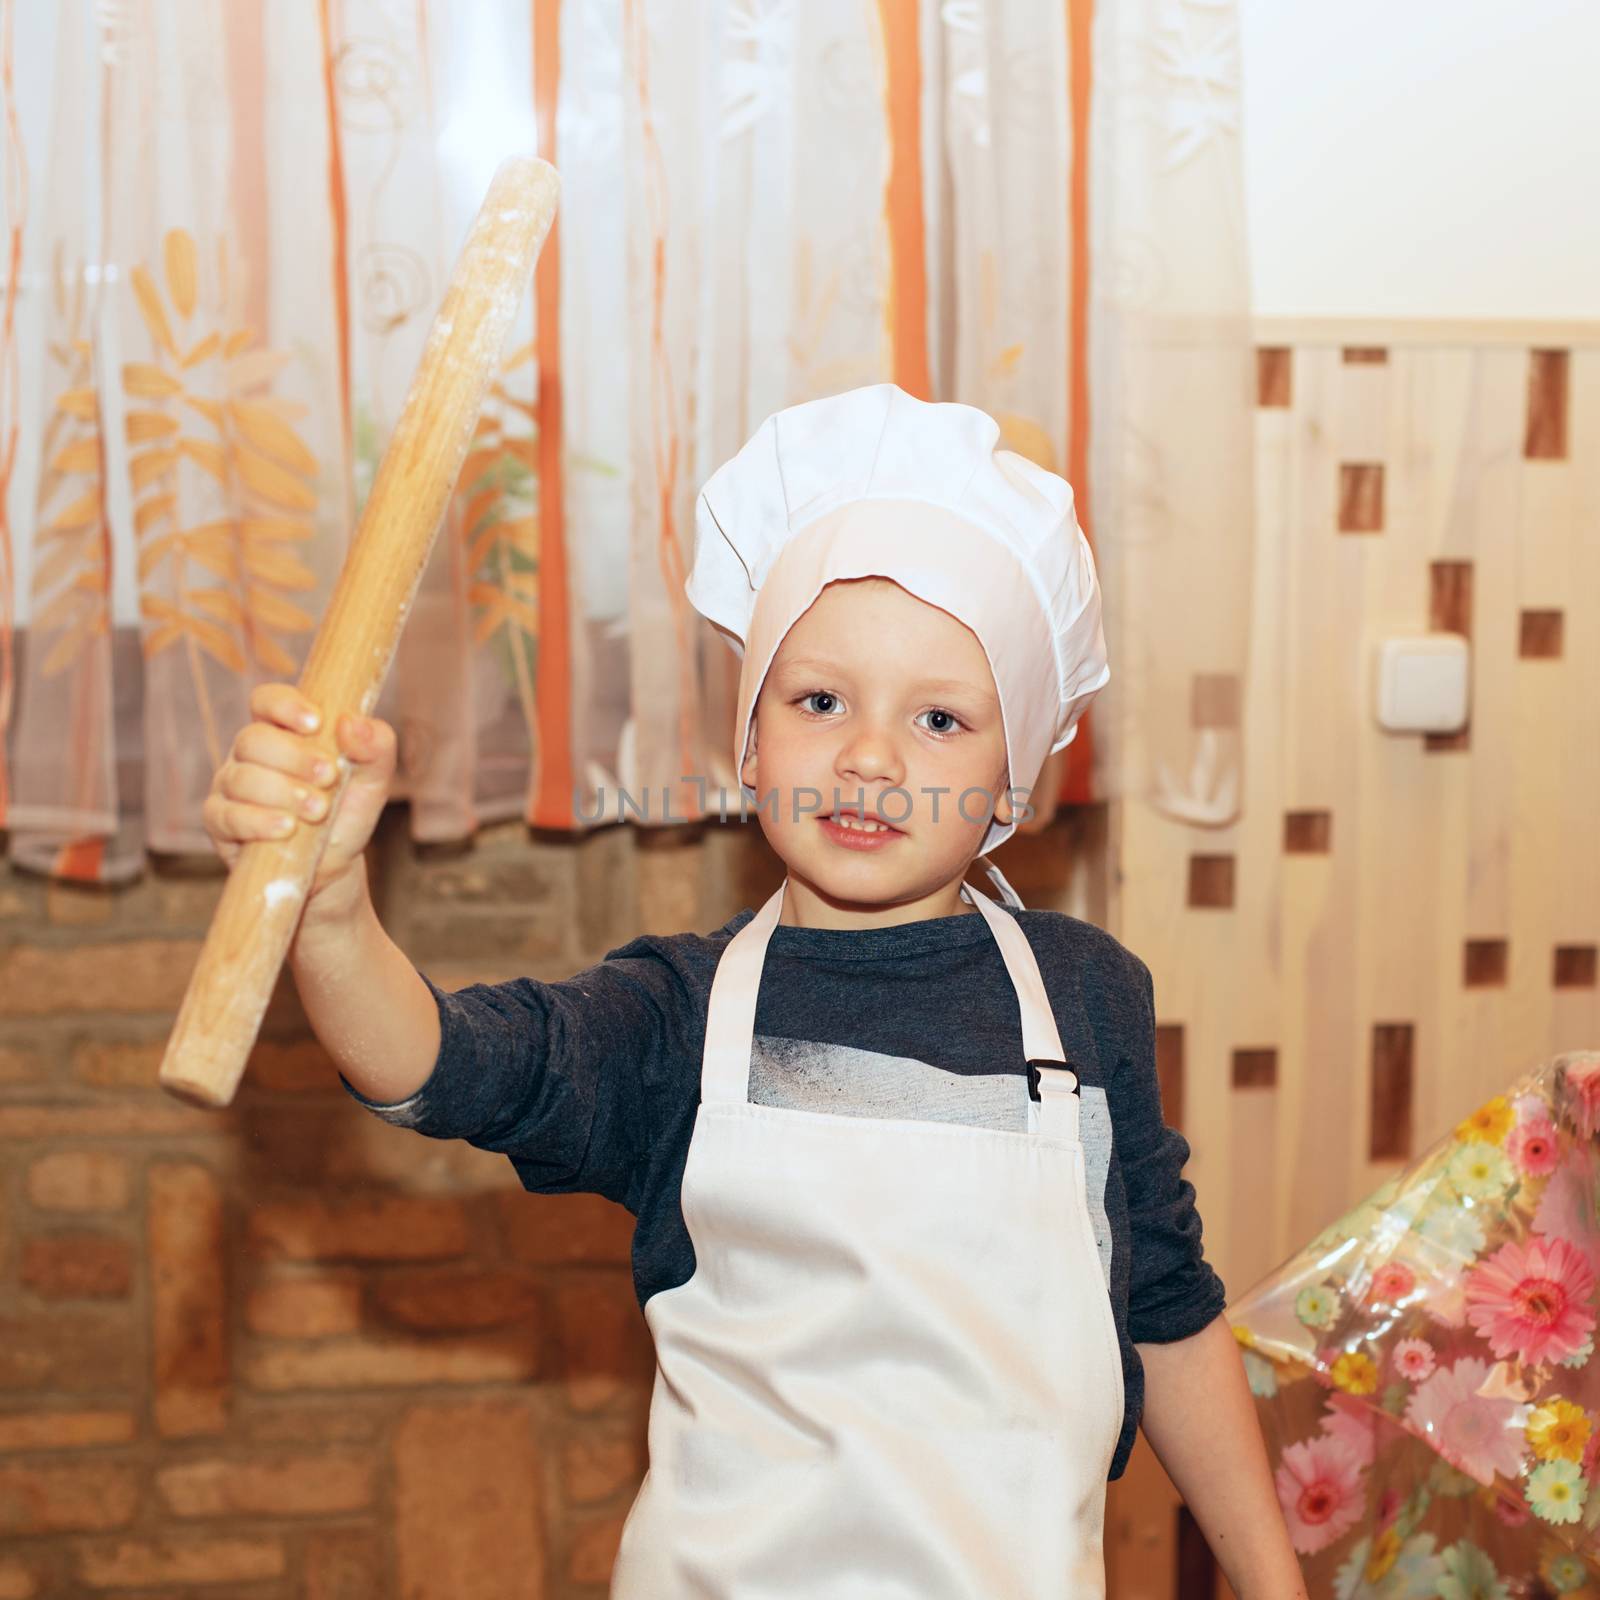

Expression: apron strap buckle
xmin=1027 ymin=1060 xmax=1080 ymax=1140
xmin=1026 ymin=1060 xmax=1080 ymax=1100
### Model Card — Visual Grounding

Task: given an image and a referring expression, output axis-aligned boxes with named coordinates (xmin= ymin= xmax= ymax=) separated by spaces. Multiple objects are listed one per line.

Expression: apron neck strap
xmin=702 ymin=878 xmax=1076 ymax=1128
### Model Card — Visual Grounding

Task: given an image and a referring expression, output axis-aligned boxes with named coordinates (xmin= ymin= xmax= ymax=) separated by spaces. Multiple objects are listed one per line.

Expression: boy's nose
xmin=835 ymin=725 xmax=903 ymax=788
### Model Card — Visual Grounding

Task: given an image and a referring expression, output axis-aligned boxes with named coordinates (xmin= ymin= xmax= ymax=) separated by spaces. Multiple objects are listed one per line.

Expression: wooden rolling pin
xmin=158 ymin=156 xmax=560 ymax=1107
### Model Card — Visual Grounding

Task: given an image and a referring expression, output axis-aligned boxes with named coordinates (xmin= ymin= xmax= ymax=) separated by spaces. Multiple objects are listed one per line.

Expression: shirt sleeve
xmin=340 ymin=945 xmax=680 ymax=1211
xmin=1109 ymin=951 xmax=1228 ymax=1344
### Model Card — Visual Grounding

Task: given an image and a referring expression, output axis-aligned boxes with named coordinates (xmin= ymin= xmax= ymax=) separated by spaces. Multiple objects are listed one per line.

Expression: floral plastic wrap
xmin=1231 ymin=1051 xmax=1600 ymax=1598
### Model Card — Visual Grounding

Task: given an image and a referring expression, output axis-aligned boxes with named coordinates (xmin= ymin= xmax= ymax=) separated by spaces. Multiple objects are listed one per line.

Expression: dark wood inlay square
xmin=1232 ymin=1048 xmax=1278 ymax=1089
xmin=1520 ymin=610 xmax=1564 ymax=659
xmin=1188 ymin=855 xmax=1236 ymax=909
xmin=1464 ymin=940 xmax=1509 ymax=987
xmin=1370 ymin=1023 xmax=1415 ymax=1161
xmin=1525 ymin=349 xmax=1570 ymax=460
xmin=1426 ymin=562 xmax=1474 ymax=752
xmin=1338 ymin=463 xmax=1384 ymax=533
xmin=1257 ymin=347 xmax=1291 ymax=409
xmin=1284 ymin=811 xmax=1332 ymax=854
xmin=1555 ymin=946 xmax=1598 ymax=989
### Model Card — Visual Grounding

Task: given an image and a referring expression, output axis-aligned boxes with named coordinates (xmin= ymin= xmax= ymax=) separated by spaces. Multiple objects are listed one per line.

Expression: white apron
xmin=610 ymin=878 xmax=1124 ymax=1598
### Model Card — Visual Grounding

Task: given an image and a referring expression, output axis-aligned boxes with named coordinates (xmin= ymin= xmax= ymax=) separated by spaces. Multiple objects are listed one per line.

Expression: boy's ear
xmin=994 ymin=764 xmax=1013 ymax=825
xmin=739 ymin=719 xmax=758 ymax=788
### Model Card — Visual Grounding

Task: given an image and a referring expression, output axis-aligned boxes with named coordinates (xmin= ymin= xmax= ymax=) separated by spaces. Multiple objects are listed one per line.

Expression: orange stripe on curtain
xmin=317 ymin=0 xmax=352 ymax=483
xmin=528 ymin=0 xmax=574 ymax=828
xmin=875 ymin=0 xmax=929 ymax=399
xmin=54 ymin=837 xmax=105 ymax=881
xmin=1060 ymin=0 xmax=1096 ymax=805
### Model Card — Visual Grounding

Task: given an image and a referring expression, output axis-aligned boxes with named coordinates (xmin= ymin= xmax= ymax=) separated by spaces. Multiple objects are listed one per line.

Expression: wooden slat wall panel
xmin=1106 ymin=335 xmax=1600 ymax=1600
xmin=1109 ymin=334 xmax=1600 ymax=1301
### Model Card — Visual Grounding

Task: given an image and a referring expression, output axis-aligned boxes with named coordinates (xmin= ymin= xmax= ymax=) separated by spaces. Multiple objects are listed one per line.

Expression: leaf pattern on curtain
xmin=34 ymin=263 xmax=109 ymax=684
xmin=127 ymin=229 xmax=321 ymax=732
xmin=0 ymin=0 xmax=1254 ymax=882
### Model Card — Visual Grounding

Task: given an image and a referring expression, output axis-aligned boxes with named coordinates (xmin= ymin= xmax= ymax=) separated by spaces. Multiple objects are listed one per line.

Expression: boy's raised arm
xmin=288 ymin=857 xmax=442 ymax=1106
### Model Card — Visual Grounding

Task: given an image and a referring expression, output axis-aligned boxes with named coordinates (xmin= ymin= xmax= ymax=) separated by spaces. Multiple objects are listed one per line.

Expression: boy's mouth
xmin=818 ymin=809 xmax=905 ymax=845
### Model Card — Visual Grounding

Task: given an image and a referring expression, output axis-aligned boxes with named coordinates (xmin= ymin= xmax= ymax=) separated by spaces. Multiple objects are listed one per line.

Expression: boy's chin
xmin=783 ymin=829 xmax=988 ymax=894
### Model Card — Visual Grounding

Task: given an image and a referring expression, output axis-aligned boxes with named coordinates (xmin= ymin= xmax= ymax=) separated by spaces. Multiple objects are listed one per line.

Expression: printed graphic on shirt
xmin=750 ymin=1035 xmax=1115 ymax=1292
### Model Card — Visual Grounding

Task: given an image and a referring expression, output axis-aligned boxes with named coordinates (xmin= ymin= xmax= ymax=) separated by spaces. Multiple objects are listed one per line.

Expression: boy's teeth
xmin=833 ymin=814 xmax=887 ymax=833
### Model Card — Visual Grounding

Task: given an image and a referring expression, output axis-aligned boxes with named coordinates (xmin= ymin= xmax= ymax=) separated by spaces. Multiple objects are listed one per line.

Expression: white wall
xmin=1238 ymin=0 xmax=1600 ymax=321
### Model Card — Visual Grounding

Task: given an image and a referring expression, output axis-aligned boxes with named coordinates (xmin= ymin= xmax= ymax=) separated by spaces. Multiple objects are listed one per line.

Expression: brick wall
xmin=0 ymin=806 xmax=1103 ymax=1598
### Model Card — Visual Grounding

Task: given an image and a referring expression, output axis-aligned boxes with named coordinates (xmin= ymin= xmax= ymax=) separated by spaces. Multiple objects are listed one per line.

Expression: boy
xmin=206 ymin=385 xmax=1304 ymax=1595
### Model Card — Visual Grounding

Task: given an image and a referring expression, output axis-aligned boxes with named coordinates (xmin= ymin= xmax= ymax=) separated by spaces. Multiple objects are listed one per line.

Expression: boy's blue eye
xmin=794 ymin=692 xmax=965 ymax=738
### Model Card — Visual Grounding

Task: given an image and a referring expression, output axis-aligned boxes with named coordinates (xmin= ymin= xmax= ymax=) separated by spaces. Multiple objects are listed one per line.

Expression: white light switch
xmin=1375 ymin=633 xmax=1470 ymax=733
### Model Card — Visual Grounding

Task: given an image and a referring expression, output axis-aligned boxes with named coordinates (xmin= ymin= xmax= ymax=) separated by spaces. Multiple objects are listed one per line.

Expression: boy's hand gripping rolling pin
xmin=157 ymin=157 xmax=560 ymax=1108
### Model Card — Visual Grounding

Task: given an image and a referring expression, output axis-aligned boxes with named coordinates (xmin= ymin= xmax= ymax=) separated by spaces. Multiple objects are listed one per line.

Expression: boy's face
xmin=739 ymin=577 xmax=1015 ymax=930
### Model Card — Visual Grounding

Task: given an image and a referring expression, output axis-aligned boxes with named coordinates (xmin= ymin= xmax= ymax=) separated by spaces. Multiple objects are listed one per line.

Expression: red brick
xmin=21 ymin=1235 xmax=133 ymax=1300
xmin=235 ymin=1402 xmax=383 ymax=1447
xmin=248 ymin=1194 xmax=469 ymax=1262
xmin=369 ymin=1267 xmax=539 ymax=1332
xmin=245 ymin=1274 xmax=362 ymax=1338
xmin=0 ymin=1559 xmax=36 ymax=1600
xmin=75 ymin=1535 xmax=284 ymax=1588
xmin=156 ymin=1454 xmax=374 ymax=1517
xmin=151 ymin=869 xmax=226 ymax=926
xmin=0 ymin=1410 xmax=136 ymax=1452
xmin=0 ymin=1461 xmax=138 ymax=1533
xmin=26 ymin=1152 xmax=131 ymax=1213
xmin=0 ymin=1104 xmax=224 ymax=1139
xmin=45 ymin=881 xmax=114 ymax=927
xmin=0 ymin=1313 xmax=138 ymax=1392
xmin=570 ymin=1513 xmax=628 ymax=1586
xmin=0 ymin=940 xmax=202 ymax=1016
xmin=244 ymin=1331 xmax=538 ymax=1391
xmin=237 ymin=1105 xmax=512 ymax=1191
xmin=555 ymin=1280 xmax=654 ymax=1414
xmin=562 ymin=1435 xmax=645 ymax=1504
xmin=248 ymin=1038 xmax=337 ymax=1093
xmin=0 ymin=1044 xmax=42 ymax=1084
xmin=394 ymin=1403 xmax=544 ymax=1599
xmin=148 ymin=1164 xmax=228 ymax=1437
xmin=73 ymin=1039 xmax=161 ymax=1088
xmin=305 ymin=1528 xmax=382 ymax=1600
xmin=498 ymin=1190 xmax=634 ymax=1266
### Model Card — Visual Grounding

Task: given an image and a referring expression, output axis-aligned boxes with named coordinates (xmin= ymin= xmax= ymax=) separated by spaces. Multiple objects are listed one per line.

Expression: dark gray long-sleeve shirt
xmin=344 ymin=899 xmax=1226 ymax=1480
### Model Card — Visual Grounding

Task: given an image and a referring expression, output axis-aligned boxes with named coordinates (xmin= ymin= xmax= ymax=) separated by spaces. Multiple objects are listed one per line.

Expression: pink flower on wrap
xmin=1534 ymin=1143 xmax=1600 ymax=1273
xmin=1393 ymin=1337 xmax=1437 ymax=1381
xmin=1376 ymin=1485 xmax=1402 ymax=1528
xmin=1366 ymin=1262 xmax=1417 ymax=1304
xmin=1465 ymin=1235 xmax=1596 ymax=1367
xmin=1507 ymin=1116 xmax=1562 ymax=1178
xmin=1583 ymin=1428 xmax=1600 ymax=1483
xmin=1562 ymin=1058 xmax=1600 ymax=1140
xmin=1274 ymin=1434 xmax=1366 ymax=1554
xmin=1405 ymin=1356 xmax=1525 ymax=1485
xmin=1492 ymin=1493 xmax=1531 ymax=1527
xmin=1320 ymin=1390 xmax=1379 ymax=1468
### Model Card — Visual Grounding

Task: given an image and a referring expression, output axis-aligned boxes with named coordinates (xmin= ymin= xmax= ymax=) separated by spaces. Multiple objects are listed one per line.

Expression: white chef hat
xmin=685 ymin=383 xmax=1110 ymax=885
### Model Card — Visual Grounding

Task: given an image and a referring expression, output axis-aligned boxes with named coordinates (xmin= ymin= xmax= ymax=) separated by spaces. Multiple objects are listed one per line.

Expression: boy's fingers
xmin=248 ymin=682 xmax=322 ymax=733
xmin=235 ymin=722 xmax=335 ymax=785
xmin=336 ymin=714 xmax=397 ymax=775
